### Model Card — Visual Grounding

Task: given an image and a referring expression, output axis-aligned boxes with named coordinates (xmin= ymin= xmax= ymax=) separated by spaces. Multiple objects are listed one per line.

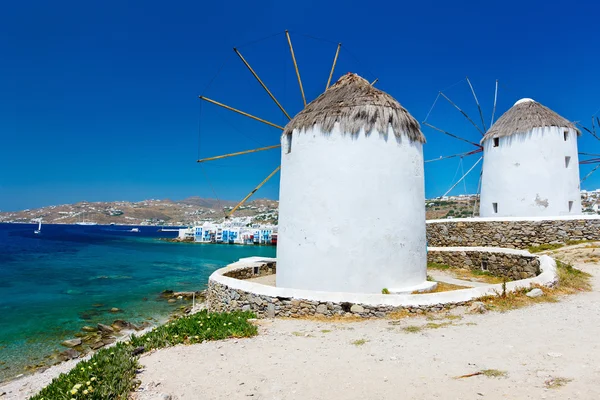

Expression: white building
xmin=276 ymin=73 xmax=433 ymax=294
xmin=480 ymin=98 xmax=581 ymax=217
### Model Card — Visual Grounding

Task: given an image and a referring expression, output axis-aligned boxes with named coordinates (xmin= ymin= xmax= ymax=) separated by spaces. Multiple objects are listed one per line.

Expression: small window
xmin=492 ymin=202 xmax=498 ymax=213
xmin=565 ymin=156 xmax=571 ymax=168
xmin=568 ymin=201 xmax=573 ymax=212
xmin=564 ymin=130 xmax=569 ymax=141
xmin=493 ymin=138 xmax=499 ymax=147
xmin=253 ymin=266 xmax=259 ymax=275
xmin=285 ymin=132 xmax=292 ymax=154
xmin=481 ymin=260 xmax=488 ymax=271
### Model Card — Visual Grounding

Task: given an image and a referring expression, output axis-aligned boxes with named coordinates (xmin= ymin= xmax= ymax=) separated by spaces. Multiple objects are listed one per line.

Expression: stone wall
xmin=222 ymin=261 xmax=276 ymax=280
xmin=206 ymin=251 xmax=556 ymax=319
xmin=426 ymin=216 xmax=600 ymax=249
xmin=207 ymin=279 xmax=468 ymax=318
xmin=427 ymin=249 xmax=540 ymax=280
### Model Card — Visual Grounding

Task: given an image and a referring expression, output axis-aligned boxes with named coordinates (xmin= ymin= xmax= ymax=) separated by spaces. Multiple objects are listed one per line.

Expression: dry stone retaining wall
xmin=426 ymin=216 xmax=600 ymax=249
xmin=427 ymin=249 xmax=540 ymax=280
xmin=207 ymin=251 xmax=556 ymax=319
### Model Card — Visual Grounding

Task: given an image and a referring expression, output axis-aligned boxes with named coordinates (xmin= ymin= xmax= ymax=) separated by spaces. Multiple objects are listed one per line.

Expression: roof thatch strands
xmin=282 ymin=73 xmax=425 ymax=143
xmin=482 ymin=98 xmax=579 ymax=142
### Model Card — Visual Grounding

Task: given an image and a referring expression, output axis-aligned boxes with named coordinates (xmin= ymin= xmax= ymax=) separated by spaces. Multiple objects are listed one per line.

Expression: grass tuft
xmin=351 ymin=339 xmax=368 ymax=346
xmin=528 ymin=243 xmax=564 ymax=253
xmin=545 ymin=376 xmax=572 ymax=389
xmin=481 ymin=369 xmax=507 ymax=378
xmin=475 ymin=260 xmax=591 ymax=312
xmin=381 ymin=288 xmax=390 ymax=294
xmin=30 ymin=311 xmax=256 ymax=400
xmin=402 ymin=325 xmax=423 ymax=333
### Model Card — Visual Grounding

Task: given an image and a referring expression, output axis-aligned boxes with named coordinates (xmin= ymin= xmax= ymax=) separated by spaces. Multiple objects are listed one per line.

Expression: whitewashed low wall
xmin=206 ymin=250 xmax=558 ymax=318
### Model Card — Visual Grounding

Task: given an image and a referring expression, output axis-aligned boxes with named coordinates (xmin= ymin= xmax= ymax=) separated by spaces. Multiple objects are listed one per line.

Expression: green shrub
xmin=30 ymin=311 xmax=257 ymax=400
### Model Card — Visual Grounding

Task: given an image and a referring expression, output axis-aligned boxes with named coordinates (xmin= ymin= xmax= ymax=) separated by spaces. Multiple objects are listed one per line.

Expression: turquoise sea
xmin=0 ymin=223 xmax=276 ymax=382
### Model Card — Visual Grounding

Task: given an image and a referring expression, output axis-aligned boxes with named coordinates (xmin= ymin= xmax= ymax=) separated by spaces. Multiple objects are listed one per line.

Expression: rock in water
xmin=526 ymin=288 xmax=544 ymax=298
xmin=97 ymin=323 xmax=115 ymax=333
xmin=468 ymin=302 xmax=487 ymax=314
xmin=81 ymin=326 xmax=98 ymax=332
xmin=90 ymin=341 xmax=105 ymax=350
xmin=110 ymin=307 xmax=121 ymax=313
xmin=58 ymin=349 xmax=80 ymax=361
xmin=61 ymin=338 xmax=82 ymax=348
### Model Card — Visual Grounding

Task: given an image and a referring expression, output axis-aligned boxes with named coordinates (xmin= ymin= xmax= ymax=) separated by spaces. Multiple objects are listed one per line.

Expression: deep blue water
xmin=0 ymin=223 xmax=276 ymax=382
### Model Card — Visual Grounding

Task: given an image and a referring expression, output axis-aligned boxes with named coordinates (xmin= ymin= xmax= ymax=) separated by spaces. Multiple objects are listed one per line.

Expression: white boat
xmin=130 ymin=228 xmax=140 ymax=233
xmin=34 ymin=219 xmax=42 ymax=235
xmin=76 ymin=212 xmax=97 ymax=226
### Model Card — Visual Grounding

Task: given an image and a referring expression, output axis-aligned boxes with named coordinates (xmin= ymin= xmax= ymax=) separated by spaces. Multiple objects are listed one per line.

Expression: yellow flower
xmin=91 ymin=377 xmax=97 ymax=381
xmin=86 ymin=381 xmax=91 ymax=385
xmin=80 ymin=368 xmax=85 ymax=371
xmin=70 ymin=389 xmax=77 ymax=394
xmin=83 ymin=389 xmax=89 ymax=395
xmin=74 ymin=383 xmax=83 ymax=389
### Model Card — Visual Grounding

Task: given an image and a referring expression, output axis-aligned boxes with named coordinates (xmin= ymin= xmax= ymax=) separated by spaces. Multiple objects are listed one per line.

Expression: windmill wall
xmin=480 ymin=126 xmax=581 ymax=217
xmin=276 ymin=124 xmax=429 ymax=294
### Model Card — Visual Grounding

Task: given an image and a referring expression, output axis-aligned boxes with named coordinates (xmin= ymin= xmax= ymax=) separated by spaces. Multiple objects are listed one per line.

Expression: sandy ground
xmin=3 ymin=245 xmax=600 ymax=400
xmin=134 ymin=249 xmax=600 ymax=400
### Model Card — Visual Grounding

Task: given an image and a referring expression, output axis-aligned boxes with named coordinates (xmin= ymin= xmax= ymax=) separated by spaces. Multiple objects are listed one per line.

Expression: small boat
xmin=76 ymin=212 xmax=97 ymax=225
xmin=130 ymin=228 xmax=140 ymax=233
xmin=34 ymin=219 xmax=42 ymax=235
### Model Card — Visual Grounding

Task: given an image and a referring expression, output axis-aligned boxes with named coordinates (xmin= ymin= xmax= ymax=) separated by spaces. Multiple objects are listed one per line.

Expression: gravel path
xmin=134 ymin=257 xmax=600 ymax=400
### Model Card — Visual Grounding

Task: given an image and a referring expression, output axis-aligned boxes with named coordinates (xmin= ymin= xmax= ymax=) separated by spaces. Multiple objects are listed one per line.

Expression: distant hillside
xmin=0 ymin=195 xmax=492 ymax=226
xmin=0 ymin=197 xmax=279 ymax=226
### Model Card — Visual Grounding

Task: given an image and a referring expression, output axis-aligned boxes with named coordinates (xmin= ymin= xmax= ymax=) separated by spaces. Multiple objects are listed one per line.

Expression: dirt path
xmin=134 ymin=250 xmax=600 ymax=400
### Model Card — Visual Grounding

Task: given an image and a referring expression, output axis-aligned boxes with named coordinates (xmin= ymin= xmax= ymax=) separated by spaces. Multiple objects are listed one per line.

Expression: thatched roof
xmin=282 ymin=73 xmax=425 ymax=143
xmin=482 ymin=98 xmax=579 ymax=142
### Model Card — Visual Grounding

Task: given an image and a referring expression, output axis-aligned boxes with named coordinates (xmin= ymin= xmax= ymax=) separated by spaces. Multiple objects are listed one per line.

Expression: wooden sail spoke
xmin=227 ymin=166 xmax=281 ymax=218
xmin=233 ymin=47 xmax=291 ymax=120
xmin=440 ymin=92 xmax=485 ymax=136
xmin=285 ymin=30 xmax=307 ymax=107
xmin=197 ymin=145 xmax=281 ymax=163
xmin=422 ymin=121 xmax=483 ymax=149
xmin=325 ymin=43 xmax=342 ymax=90
xmin=199 ymin=96 xmax=284 ymax=130
xmin=466 ymin=77 xmax=487 ymax=133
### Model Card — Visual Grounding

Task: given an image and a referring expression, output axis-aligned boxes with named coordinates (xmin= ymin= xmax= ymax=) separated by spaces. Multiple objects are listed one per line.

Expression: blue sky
xmin=1 ymin=0 xmax=599 ymax=211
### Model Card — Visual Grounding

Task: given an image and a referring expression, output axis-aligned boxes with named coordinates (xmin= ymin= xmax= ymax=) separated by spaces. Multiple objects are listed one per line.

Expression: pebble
xmin=468 ymin=302 xmax=487 ymax=314
xmin=547 ymin=352 xmax=562 ymax=358
xmin=526 ymin=288 xmax=544 ymax=298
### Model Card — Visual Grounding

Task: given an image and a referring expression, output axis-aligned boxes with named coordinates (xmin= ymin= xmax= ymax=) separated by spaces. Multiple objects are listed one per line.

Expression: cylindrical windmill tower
xmin=276 ymin=73 xmax=433 ymax=294
xmin=480 ymin=98 xmax=581 ymax=217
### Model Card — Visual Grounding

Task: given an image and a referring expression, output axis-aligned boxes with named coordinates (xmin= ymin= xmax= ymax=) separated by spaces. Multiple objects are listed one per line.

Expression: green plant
xmin=402 ymin=325 xmax=422 ymax=333
xmin=351 ymin=339 xmax=368 ymax=346
xmin=528 ymin=243 xmax=564 ymax=253
xmin=427 ymin=262 xmax=452 ymax=270
xmin=31 ymin=311 xmax=257 ymax=400
xmin=482 ymin=369 xmax=507 ymax=378
xmin=381 ymin=288 xmax=390 ymax=294
xmin=545 ymin=376 xmax=572 ymax=389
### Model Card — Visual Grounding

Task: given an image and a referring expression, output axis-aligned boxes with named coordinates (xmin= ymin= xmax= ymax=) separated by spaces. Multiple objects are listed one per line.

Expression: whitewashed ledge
xmin=206 ymin=248 xmax=558 ymax=318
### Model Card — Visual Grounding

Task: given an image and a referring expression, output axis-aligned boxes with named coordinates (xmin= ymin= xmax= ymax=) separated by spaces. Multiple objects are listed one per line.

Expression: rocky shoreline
xmin=1 ymin=289 xmax=206 ymax=386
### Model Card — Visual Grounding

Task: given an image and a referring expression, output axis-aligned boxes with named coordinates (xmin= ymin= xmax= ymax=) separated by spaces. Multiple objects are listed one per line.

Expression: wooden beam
xmin=197 ymin=145 xmax=281 ymax=163
xmin=233 ymin=47 xmax=291 ymax=120
xmin=325 ymin=43 xmax=341 ymax=90
xmin=227 ymin=166 xmax=281 ymax=218
xmin=199 ymin=96 xmax=284 ymax=130
xmin=285 ymin=30 xmax=307 ymax=107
